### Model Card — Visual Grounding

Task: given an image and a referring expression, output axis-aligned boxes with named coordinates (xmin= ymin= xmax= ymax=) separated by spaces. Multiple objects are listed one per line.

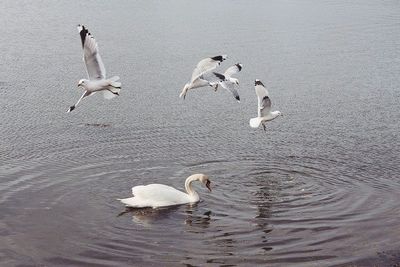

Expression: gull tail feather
xmin=103 ymin=86 xmax=121 ymax=99
xmin=109 ymin=76 xmax=120 ymax=82
xmin=108 ymin=76 xmax=122 ymax=88
xmin=249 ymin=117 xmax=263 ymax=128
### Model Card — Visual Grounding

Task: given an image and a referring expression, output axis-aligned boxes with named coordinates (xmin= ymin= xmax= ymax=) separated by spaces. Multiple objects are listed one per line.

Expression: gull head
xmin=77 ymin=79 xmax=89 ymax=88
xmin=232 ymin=78 xmax=239 ymax=86
xmin=255 ymin=79 xmax=264 ymax=86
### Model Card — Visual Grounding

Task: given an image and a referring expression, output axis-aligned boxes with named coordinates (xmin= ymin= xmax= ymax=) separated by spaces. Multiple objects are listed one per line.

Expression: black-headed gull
xmin=213 ymin=63 xmax=243 ymax=102
xmin=67 ymin=25 xmax=122 ymax=113
xmin=249 ymin=79 xmax=282 ymax=131
xmin=179 ymin=55 xmax=227 ymax=99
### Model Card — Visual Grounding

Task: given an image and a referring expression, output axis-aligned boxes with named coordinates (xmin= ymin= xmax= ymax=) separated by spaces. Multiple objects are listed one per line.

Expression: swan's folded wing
xmin=131 ymin=184 xmax=189 ymax=206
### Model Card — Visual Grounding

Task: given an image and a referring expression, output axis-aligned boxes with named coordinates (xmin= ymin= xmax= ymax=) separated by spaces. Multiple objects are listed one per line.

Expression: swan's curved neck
xmin=184 ymin=175 xmax=199 ymax=199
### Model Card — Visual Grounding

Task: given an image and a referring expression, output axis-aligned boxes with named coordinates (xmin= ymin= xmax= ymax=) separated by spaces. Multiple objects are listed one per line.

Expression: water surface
xmin=0 ymin=0 xmax=400 ymax=266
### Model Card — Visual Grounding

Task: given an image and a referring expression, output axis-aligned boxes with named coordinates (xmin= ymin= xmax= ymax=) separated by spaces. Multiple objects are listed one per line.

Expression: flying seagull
xmin=179 ymin=55 xmax=227 ymax=99
xmin=213 ymin=63 xmax=243 ymax=102
xmin=67 ymin=25 xmax=121 ymax=113
xmin=249 ymin=79 xmax=282 ymax=131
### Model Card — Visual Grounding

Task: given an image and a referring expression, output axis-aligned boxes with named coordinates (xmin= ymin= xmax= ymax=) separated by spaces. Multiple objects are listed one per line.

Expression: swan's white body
xmin=179 ymin=55 xmax=227 ymax=99
xmin=67 ymin=25 xmax=122 ymax=112
xmin=119 ymin=174 xmax=211 ymax=208
xmin=249 ymin=79 xmax=281 ymax=130
xmin=213 ymin=63 xmax=242 ymax=102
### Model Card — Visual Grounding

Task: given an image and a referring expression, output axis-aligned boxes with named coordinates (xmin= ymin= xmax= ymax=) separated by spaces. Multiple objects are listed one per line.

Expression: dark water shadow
xmin=83 ymin=123 xmax=111 ymax=128
xmin=117 ymin=206 xmax=181 ymax=225
xmin=184 ymin=205 xmax=212 ymax=230
xmin=117 ymin=203 xmax=213 ymax=228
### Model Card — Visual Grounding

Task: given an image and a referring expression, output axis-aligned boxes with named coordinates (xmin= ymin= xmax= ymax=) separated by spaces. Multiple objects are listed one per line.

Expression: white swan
xmin=249 ymin=79 xmax=282 ymax=131
xmin=179 ymin=55 xmax=227 ymax=99
xmin=67 ymin=25 xmax=122 ymax=113
xmin=118 ymin=174 xmax=212 ymax=208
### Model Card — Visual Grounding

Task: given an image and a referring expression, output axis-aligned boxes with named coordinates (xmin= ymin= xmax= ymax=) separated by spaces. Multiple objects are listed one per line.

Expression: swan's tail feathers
xmin=250 ymin=117 xmax=263 ymax=128
xmin=118 ymin=197 xmax=138 ymax=207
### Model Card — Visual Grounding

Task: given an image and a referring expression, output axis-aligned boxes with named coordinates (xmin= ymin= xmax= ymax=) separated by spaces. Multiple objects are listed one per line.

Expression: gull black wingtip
xmin=77 ymin=24 xmax=89 ymax=48
xmin=236 ymin=63 xmax=243 ymax=71
xmin=211 ymin=55 xmax=227 ymax=62
xmin=213 ymin=72 xmax=225 ymax=81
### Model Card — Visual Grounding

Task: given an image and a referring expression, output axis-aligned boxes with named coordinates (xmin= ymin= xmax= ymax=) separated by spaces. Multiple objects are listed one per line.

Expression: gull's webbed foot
xmin=262 ymin=123 xmax=267 ymax=132
xmin=67 ymin=105 xmax=75 ymax=113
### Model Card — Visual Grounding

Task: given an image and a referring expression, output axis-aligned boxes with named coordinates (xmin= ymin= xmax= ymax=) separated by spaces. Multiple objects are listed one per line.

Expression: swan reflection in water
xmin=117 ymin=203 xmax=212 ymax=229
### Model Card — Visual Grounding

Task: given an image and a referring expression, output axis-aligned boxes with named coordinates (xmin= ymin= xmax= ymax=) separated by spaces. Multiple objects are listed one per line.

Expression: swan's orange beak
xmin=206 ymin=180 xmax=212 ymax=192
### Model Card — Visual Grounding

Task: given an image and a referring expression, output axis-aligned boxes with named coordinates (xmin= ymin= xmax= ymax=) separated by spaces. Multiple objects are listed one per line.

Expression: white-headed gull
xmin=249 ymin=79 xmax=282 ymax=131
xmin=179 ymin=55 xmax=227 ymax=99
xmin=67 ymin=25 xmax=122 ymax=113
xmin=213 ymin=63 xmax=243 ymax=102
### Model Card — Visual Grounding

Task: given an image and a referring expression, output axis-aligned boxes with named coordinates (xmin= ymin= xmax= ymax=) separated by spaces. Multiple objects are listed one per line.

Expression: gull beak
xmin=206 ymin=180 xmax=212 ymax=192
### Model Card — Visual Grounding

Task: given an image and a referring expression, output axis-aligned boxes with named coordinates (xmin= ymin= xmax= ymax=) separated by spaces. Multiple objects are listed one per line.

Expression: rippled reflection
xmin=117 ymin=206 xmax=182 ymax=226
xmin=117 ymin=203 xmax=213 ymax=230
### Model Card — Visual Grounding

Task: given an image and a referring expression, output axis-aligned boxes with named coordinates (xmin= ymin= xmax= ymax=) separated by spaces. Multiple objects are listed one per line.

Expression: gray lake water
xmin=1 ymin=0 xmax=400 ymax=266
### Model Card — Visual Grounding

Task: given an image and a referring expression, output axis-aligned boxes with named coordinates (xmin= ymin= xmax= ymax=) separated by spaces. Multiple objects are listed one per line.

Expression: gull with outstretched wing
xmin=213 ymin=63 xmax=243 ymax=102
xmin=179 ymin=55 xmax=227 ymax=99
xmin=249 ymin=79 xmax=282 ymax=131
xmin=67 ymin=25 xmax=122 ymax=113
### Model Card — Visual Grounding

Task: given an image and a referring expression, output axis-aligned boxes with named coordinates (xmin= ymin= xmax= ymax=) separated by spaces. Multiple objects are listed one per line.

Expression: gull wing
xmin=255 ymin=79 xmax=271 ymax=117
xmin=78 ymin=24 xmax=106 ymax=80
xmin=224 ymin=63 xmax=243 ymax=78
xmin=220 ymin=81 xmax=240 ymax=102
xmin=204 ymin=72 xmax=225 ymax=83
xmin=190 ymin=55 xmax=227 ymax=83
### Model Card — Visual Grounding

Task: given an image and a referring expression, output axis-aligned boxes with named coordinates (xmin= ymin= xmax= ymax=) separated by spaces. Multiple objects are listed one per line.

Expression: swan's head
xmin=191 ymin=174 xmax=212 ymax=192
xmin=78 ymin=79 xmax=89 ymax=88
